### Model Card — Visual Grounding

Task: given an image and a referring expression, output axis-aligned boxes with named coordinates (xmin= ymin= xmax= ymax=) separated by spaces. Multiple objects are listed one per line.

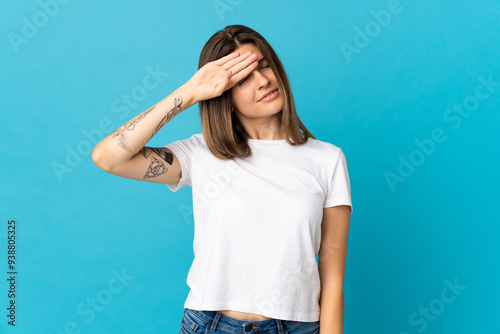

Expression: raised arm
xmin=91 ymin=50 xmax=259 ymax=184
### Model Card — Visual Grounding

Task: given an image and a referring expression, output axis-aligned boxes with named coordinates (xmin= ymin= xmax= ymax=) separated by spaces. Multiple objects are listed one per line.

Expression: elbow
xmin=92 ymin=145 xmax=112 ymax=172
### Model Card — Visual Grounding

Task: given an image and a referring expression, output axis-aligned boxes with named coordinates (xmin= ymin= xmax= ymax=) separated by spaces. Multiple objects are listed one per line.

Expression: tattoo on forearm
xmin=152 ymin=97 xmax=183 ymax=138
xmin=112 ymin=127 xmax=131 ymax=152
xmin=139 ymin=147 xmax=174 ymax=165
xmin=112 ymin=105 xmax=156 ymax=152
xmin=143 ymin=156 xmax=168 ymax=179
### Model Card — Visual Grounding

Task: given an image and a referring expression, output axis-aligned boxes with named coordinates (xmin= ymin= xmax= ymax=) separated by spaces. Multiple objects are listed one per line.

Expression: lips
xmin=258 ymin=88 xmax=278 ymax=102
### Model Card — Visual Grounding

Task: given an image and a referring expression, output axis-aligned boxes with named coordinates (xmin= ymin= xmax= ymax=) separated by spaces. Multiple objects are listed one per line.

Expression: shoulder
xmin=162 ymin=133 xmax=206 ymax=157
xmin=185 ymin=132 xmax=204 ymax=141
xmin=191 ymin=132 xmax=205 ymax=144
xmin=301 ymin=136 xmax=343 ymax=159
xmin=170 ymin=132 xmax=205 ymax=146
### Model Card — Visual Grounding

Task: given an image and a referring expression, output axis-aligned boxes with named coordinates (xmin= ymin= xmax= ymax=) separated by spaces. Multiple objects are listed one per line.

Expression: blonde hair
xmin=198 ymin=24 xmax=316 ymax=159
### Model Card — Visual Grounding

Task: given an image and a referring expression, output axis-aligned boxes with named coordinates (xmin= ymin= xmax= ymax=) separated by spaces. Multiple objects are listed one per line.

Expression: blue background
xmin=1 ymin=0 xmax=499 ymax=333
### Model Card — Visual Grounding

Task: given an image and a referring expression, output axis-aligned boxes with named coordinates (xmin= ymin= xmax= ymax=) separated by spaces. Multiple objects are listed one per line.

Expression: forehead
xmin=234 ymin=43 xmax=264 ymax=58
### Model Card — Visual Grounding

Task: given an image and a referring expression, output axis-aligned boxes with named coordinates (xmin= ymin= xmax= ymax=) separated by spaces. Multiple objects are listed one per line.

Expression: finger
xmin=213 ymin=51 xmax=240 ymax=66
xmin=227 ymin=53 xmax=258 ymax=76
xmin=221 ymin=51 xmax=255 ymax=71
xmin=228 ymin=60 xmax=259 ymax=87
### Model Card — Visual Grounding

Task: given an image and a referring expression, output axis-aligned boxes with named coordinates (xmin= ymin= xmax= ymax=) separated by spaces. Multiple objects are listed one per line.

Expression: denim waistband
xmin=183 ymin=308 xmax=318 ymax=334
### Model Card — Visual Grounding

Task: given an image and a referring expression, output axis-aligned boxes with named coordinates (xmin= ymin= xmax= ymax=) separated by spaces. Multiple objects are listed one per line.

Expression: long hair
xmin=198 ymin=24 xmax=316 ymax=159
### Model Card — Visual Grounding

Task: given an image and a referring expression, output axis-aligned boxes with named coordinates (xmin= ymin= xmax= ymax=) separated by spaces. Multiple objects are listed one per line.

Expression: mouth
xmin=258 ymin=88 xmax=279 ymax=102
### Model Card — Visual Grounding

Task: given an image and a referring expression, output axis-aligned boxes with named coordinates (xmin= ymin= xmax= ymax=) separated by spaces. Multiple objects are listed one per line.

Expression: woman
xmin=92 ymin=25 xmax=352 ymax=334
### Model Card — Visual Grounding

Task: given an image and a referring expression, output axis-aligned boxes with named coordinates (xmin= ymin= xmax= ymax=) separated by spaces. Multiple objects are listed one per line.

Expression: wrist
xmin=178 ymin=82 xmax=198 ymax=107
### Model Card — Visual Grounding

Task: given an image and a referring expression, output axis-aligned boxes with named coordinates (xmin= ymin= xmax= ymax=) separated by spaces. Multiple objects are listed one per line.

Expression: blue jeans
xmin=179 ymin=308 xmax=320 ymax=334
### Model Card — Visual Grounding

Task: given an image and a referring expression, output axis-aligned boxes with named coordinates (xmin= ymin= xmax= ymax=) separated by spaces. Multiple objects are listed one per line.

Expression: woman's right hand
xmin=185 ymin=51 xmax=258 ymax=103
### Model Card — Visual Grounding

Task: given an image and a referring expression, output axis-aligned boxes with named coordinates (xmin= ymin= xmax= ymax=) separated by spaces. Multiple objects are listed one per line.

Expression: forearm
xmin=92 ymin=83 xmax=195 ymax=169
xmin=319 ymin=287 xmax=344 ymax=334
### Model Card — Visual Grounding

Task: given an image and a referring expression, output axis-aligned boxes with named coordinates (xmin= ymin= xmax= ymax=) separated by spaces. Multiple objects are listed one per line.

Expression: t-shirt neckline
xmin=247 ymin=138 xmax=287 ymax=146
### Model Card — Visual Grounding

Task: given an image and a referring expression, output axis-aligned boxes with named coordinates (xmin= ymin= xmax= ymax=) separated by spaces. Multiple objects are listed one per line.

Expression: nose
xmin=254 ymin=70 xmax=269 ymax=90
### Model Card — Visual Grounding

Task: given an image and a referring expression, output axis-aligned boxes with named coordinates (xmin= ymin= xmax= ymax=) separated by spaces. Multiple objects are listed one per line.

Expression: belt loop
xmin=275 ymin=319 xmax=285 ymax=334
xmin=209 ymin=311 xmax=222 ymax=332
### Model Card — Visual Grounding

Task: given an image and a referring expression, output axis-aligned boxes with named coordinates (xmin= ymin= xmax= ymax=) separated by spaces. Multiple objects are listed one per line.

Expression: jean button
xmin=244 ymin=324 xmax=253 ymax=332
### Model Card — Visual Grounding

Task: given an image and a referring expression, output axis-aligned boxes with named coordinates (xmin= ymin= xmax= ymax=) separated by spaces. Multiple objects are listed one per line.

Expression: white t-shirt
xmin=163 ymin=133 xmax=352 ymax=322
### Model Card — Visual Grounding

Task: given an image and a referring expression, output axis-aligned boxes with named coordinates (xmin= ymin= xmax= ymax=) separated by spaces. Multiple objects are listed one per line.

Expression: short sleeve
xmin=324 ymin=149 xmax=353 ymax=212
xmin=162 ymin=133 xmax=202 ymax=192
